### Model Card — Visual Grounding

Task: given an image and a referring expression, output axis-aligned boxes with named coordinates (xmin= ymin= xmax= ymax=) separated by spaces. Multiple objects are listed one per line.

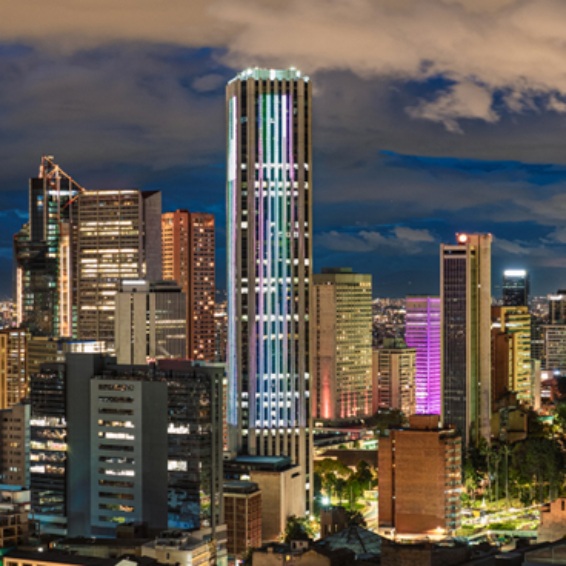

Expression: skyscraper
xmin=161 ymin=210 xmax=216 ymax=361
xmin=441 ymin=233 xmax=492 ymax=447
xmin=502 ymin=269 xmax=529 ymax=307
xmin=226 ymin=68 xmax=312 ymax=507
xmin=491 ymin=305 xmax=532 ymax=406
xmin=75 ymin=189 xmax=162 ymax=345
xmin=405 ymin=296 xmax=441 ymax=415
xmin=15 ymin=157 xmax=82 ymax=337
xmin=311 ymin=268 xmax=372 ymax=421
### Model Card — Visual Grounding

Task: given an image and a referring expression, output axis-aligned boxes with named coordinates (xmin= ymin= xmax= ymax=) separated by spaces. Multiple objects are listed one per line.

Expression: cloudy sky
xmin=3 ymin=0 xmax=566 ymax=297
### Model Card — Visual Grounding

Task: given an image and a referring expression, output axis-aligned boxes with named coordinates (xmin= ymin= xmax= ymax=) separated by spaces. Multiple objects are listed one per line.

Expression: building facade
xmin=405 ymin=296 xmax=441 ymax=415
xmin=374 ymin=340 xmax=416 ymax=416
xmin=502 ymin=269 xmax=529 ymax=307
xmin=226 ymin=68 xmax=312 ymax=507
xmin=115 ymin=280 xmax=186 ymax=364
xmin=378 ymin=415 xmax=461 ymax=537
xmin=14 ymin=157 xmax=81 ymax=338
xmin=75 ymin=189 xmax=162 ymax=346
xmin=161 ymin=210 xmax=215 ymax=361
xmin=491 ymin=306 xmax=533 ymax=406
xmin=441 ymin=233 xmax=492 ymax=447
xmin=311 ymin=268 xmax=372 ymax=421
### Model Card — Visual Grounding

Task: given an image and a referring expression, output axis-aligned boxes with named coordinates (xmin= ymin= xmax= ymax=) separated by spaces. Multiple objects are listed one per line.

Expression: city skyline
xmin=3 ymin=1 xmax=566 ymax=298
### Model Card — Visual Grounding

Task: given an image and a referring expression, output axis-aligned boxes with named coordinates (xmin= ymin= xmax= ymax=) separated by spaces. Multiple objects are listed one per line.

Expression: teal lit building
xmin=226 ymin=69 xmax=312 ymax=511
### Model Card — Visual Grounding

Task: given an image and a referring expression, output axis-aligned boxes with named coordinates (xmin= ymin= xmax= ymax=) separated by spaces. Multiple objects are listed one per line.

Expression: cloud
xmin=5 ymin=0 xmax=566 ymax=131
xmin=318 ymin=226 xmax=436 ymax=254
xmin=407 ymin=81 xmax=499 ymax=133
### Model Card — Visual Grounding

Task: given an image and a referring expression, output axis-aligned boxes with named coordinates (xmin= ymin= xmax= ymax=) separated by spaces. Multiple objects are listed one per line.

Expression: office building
xmin=0 ymin=329 xmax=29 ymax=409
xmin=549 ymin=292 xmax=566 ymax=325
xmin=311 ymin=268 xmax=372 ymax=421
xmin=491 ymin=306 xmax=533 ymax=406
xmin=378 ymin=415 xmax=461 ymax=537
xmin=405 ymin=296 xmax=441 ymax=415
xmin=14 ymin=157 xmax=81 ymax=338
xmin=30 ymin=355 xmax=223 ymax=537
xmin=162 ymin=210 xmax=215 ymax=361
xmin=226 ymin=68 xmax=312 ymax=508
xmin=29 ymin=362 xmax=67 ymax=535
xmin=224 ymin=455 xmax=304 ymax=541
xmin=223 ymin=481 xmax=262 ymax=559
xmin=158 ymin=359 xmax=224 ymax=531
xmin=373 ymin=339 xmax=416 ymax=416
xmin=441 ymin=233 xmax=492 ymax=447
xmin=0 ymin=404 xmax=30 ymax=487
xmin=502 ymin=269 xmax=529 ymax=307
xmin=88 ymin=373 xmax=168 ymax=536
xmin=115 ymin=280 xmax=186 ymax=364
xmin=75 ymin=189 xmax=162 ymax=346
xmin=543 ymin=324 xmax=566 ymax=373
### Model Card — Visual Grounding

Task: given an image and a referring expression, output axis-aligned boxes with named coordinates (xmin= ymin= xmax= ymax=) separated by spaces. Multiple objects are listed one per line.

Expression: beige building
xmin=114 ymin=280 xmax=186 ymax=364
xmin=311 ymin=268 xmax=372 ymax=421
xmin=251 ymin=465 xmax=305 ymax=542
xmin=374 ymin=339 xmax=416 ymax=416
xmin=75 ymin=189 xmax=162 ymax=346
xmin=539 ymin=498 xmax=566 ymax=542
xmin=378 ymin=415 xmax=461 ymax=537
xmin=441 ymin=233 xmax=492 ymax=447
xmin=491 ymin=306 xmax=533 ymax=406
xmin=0 ymin=329 xmax=28 ymax=409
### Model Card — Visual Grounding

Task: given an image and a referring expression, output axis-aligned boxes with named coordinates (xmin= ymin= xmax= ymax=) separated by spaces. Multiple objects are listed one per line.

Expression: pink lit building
xmin=405 ymin=296 xmax=441 ymax=415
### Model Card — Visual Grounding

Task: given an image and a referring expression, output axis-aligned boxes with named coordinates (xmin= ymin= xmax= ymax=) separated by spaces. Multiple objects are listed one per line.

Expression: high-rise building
xmin=0 ymin=329 xmax=28 ymax=409
xmin=548 ymin=291 xmax=566 ymax=325
xmin=491 ymin=306 xmax=533 ymax=406
xmin=441 ymin=233 xmax=492 ymax=447
xmin=0 ymin=404 xmax=29 ymax=487
xmin=162 ymin=210 xmax=215 ymax=361
xmin=115 ymin=280 xmax=186 ymax=364
xmin=502 ymin=269 xmax=529 ymax=307
xmin=405 ymin=296 xmax=441 ymax=415
xmin=373 ymin=339 xmax=416 ymax=416
xmin=226 ymin=68 xmax=312 ymax=510
xmin=158 ymin=359 xmax=224 ymax=531
xmin=75 ymin=189 xmax=162 ymax=345
xmin=15 ymin=157 xmax=82 ymax=337
xmin=223 ymin=481 xmax=262 ymax=560
xmin=378 ymin=415 xmax=461 ymax=537
xmin=311 ymin=268 xmax=372 ymax=421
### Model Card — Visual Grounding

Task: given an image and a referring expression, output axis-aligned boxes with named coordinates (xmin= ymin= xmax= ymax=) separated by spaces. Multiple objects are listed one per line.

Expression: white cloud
xmin=318 ymin=227 xmax=436 ymax=253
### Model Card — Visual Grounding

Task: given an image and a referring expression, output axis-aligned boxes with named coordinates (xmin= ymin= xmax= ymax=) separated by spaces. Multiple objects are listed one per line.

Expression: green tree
xmin=284 ymin=515 xmax=315 ymax=543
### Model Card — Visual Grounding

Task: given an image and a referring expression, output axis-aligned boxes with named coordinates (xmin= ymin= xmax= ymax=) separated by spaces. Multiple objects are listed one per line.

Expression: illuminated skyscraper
xmin=441 ymin=233 xmax=492 ymax=447
xmin=161 ymin=210 xmax=215 ymax=360
xmin=75 ymin=189 xmax=162 ymax=345
xmin=405 ymin=296 xmax=441 ymax=415
xmin=311 ymin=268 xmax=372 ymax=421
xmin=502 ymin=269 xmax=529 ymax=307
xmin=15 ymin=157 xmax=82 ymax=337
xmin=491 ymin=305 xmax=532 ymax=406
xmin=226 ymin=68 xmax=312 ymax=509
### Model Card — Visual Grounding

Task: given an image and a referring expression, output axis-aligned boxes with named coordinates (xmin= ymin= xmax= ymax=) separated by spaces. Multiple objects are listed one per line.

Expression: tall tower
xmin=405 ymin=296 xmax=441 ymax=415
xmin=441 ymin=233 xmax=492 ymax=447
xmin=15 ymin=156 xmax=83 ymax=337
xmin=161 ymin=210 xmax=216 ymax=360
xmin=226 ymin=69 xmax=312 ymax=502
xmin=502 ymin=269 xmax=529 ymax=307
xmin=311 ymin=268 xmax=372 ymax=421
xmin=75 ymin=189 xmax=162 ymax=346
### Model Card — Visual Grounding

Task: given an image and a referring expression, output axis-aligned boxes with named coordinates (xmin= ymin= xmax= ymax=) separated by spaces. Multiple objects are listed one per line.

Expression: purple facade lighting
xmin=405 ymin=296 xmax=441 ymax=415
